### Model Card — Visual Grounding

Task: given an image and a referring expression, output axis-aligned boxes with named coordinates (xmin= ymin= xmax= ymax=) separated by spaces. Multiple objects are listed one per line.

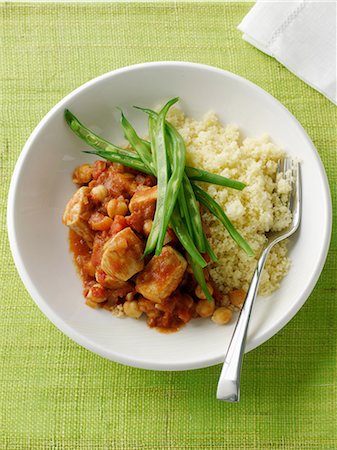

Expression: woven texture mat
xmin=1 ymin=3 xmax=336 ymax=449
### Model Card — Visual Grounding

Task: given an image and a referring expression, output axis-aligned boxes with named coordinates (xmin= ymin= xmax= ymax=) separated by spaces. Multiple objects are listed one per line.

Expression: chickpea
xmin=195 ymin=283 xmax=214 ymax=300
xmin=107 ymin=199 xmax=128 ymax=218
xmin=123 ymin=301 xmax=143 ymax=319
xmin=86 ymin=283 xmax=108 ymax=303
xmin=85 ymin=298 xmax=100 ymax=309
xmin=229 ymin=289 xmax=246 ymax=308
xmin=143 ymin=219 xmax=153 ymax=236
xmin=196 ymin=299 xmax=215 ymax=318
xmin=91 ymin=185 xmax=107 ymax=203
xmin=125 ymin=292 xmax=135 ymax=302
xmin=72 ymin=164 xmax=93 ymax=185
xmin=212 ymin=307 xmax=232 ymax=325
xmin=89 ymin=213 xmax=113 ymax=231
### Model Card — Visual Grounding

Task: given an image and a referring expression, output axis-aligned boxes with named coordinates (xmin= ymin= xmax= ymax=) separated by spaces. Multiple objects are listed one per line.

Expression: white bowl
xmin=8 ymin=62 xmax=332 ymax=370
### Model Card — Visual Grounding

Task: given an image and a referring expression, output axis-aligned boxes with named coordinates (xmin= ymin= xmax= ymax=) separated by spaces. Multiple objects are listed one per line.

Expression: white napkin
xmin=238 ymin=1 xmax=337 ymax=105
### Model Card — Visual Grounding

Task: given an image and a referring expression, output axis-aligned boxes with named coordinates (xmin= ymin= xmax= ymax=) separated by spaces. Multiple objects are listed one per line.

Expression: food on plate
xmin=100 ymin=227 xmax=144 ymax=280
xmin=63 ymin=98 xmax=292 ymax=331
xmin=135 ymin=246 xmax=187 ymax=302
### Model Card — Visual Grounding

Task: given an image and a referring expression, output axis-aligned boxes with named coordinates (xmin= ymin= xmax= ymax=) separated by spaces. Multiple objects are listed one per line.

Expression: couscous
xmin=168 ymin=108 xmax=291 ymax=296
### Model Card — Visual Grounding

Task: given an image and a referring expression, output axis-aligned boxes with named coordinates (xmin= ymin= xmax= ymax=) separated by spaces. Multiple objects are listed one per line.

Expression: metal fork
xmin=217 ymin=159 xmax=302 ymax=402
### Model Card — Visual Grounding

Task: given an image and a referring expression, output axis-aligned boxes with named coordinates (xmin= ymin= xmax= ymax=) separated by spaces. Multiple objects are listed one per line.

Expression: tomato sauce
xmin=65 ymin=160 xmax=224 ymax=332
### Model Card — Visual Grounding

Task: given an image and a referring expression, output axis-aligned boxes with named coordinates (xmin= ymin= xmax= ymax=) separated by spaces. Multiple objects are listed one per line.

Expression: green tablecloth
xmin=1 ymin=3 xmax=336 ymax=448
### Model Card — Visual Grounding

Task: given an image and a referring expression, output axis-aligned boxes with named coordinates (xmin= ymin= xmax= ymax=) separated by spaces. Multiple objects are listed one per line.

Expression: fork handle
xmin=216 ymin=247 xmax=270 ymax=402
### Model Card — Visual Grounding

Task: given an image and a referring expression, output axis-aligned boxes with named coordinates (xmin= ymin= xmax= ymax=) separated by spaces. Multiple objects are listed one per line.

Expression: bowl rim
xmin=7 ymin=61 xmax=332 ymax=370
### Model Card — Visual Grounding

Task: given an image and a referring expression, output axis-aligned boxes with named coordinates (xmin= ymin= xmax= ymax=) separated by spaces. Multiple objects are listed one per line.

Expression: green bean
xmin=185 ymin=166 xmax=245 ymax=190
xmin=171 ymin=208 xmax=207 ymax=268
xmin=65 ymin=110 xmax=142 ymax=158
xmin=173 ymin=193 xmax=210 ymax=276
xmin=178 ymin=186 xmax=216 ymax=298
xmin=179 ymin=185 xmax=218 ymax=263
xmin=134 ymin=106 xmax=205 ymax=254
xmin=142 ymin=138 xmax=151 ymax=151
xmin=180 ymin=174 xmax=217 ymax=263
xmin=175 ymin=187 xmax=216 ymax=298
xmin=144 ymin=97 xmax=179 ymax=257
xmin=203 ymin=232 xmax=217 ymax=262
xmin=120 ymin=112 xmax=155 ymax=174
xmin=148 ymin=116 xmax=157 ymax=168
xmin=82 ymin=149 xmax=152 ymax=174
xmin=134 ymin=106 xmax=157 ymax=118
xmin=186 ymin=254 xmax=213 ymax=302
xmin=177 ymin=187 xmax=193 ymax=238
xmin=182 ymin=174 xmax=205 ymax=253
xmin=156 ymin=123 xmax=186 ymax=255
xmin=193 ymin=184 xmax=254 ymax=257
xmin=136 ymin=106 xmax=218 ymax=293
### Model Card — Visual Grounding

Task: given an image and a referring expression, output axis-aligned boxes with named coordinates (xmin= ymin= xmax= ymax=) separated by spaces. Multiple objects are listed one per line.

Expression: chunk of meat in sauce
xmin=126 ymin=186 xmax=157 ymax=233
xmin=94 ymin=164 xmax=138 ymax=199
xmin=90 ymin=216 xmax=128 ymax=268
xmin=129 ymin=186 xmax=157 ymax=214
xmin=136 ymin=246 xmax=187 ymax=303
xmin=101 ymin=227 xmax=144 ymax=281
xmin=62 ymin=186 xmax=94 ymax=247
xmin=65 ymin=160 xmax=230 ymax=333
xmin=95 ymin=267 xmax=132 ymax=292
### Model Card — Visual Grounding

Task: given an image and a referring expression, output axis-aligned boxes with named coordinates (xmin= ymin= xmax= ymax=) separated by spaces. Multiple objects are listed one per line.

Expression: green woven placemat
xmin=1 ymin=3 xmax=336 ymax=449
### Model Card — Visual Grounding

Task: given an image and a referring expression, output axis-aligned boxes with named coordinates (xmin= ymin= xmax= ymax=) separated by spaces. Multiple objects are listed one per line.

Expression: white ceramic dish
xmin=7 ymin=62 xmax=332 ymax=370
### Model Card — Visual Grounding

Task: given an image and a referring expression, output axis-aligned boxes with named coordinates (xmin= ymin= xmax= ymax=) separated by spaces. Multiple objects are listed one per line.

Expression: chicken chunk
xmin=62 ymin=187 xmax=94 ymax=247
xmin=100 ymin=227 xmax=144 ymax=281
xmin=127 ymin=186 xmax=157 ymax=233
xmin=129 ymin=186 xmax=157 ymax=214
xmin=104 ymin=170 xmax=138 ymax=198
xmin=95 ymin=267 xmax=132 ymax=290
xmin=136 ymin=246 xmax=187 ymax=303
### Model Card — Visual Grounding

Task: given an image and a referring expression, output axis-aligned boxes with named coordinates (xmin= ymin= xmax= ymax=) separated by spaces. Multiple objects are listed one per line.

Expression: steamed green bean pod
xmin=186 ymin=254 xmax=213 ymax=302
xmin=182 ymin=174 xmax=205 ymax=253
xmin=143 ymin=97 xmax=179 ymax=257
xmin=65 ymin=110 xmax=142 ymax=160
xmin=171 ymin=208 xmax=207 ymax=268
xmin=120 ymin=112 xmax=155 ymax=174
xmin=193 ymin=183 xmax=254 ymax=257
xmin=82 ymin=149 xmax=152 ymax=174
xmin=156 ymin=123 xmax=186 ymax=255
xmin=185 ymin=166 xmax=245 ymax=190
